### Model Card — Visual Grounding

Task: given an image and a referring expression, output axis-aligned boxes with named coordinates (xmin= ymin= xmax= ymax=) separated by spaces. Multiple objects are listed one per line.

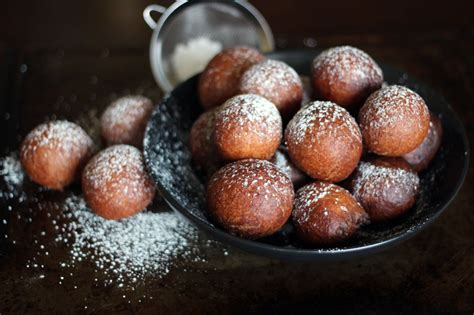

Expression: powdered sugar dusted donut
xmin=207 ymin=159 xmax=294 ymax=239
xmin=285 ymin=101 xmax=362 ymax=182
xmin=239 ymin=59 xmax=303 ymax=119
xmin=292 ymin=181 xmax=368 ymax=245
xmin=198 ymin=46 xmax=265 ymax=110
xmin=359 ymin=85 xmax=430 ymax=156
xmin=20 ymin=120 xmax=95 ymax=190
xmin=82 ymin=145 xmax=156 ymax=220
xmin=100 ymin=95 xmax=154 ymax=148
xmin=345 ymin=156 xmax=420 ymax=222
xmin=214 ymin=94 xmax=282 ymax=161
xmin=311 ymin=46 xmax=383 ymax=110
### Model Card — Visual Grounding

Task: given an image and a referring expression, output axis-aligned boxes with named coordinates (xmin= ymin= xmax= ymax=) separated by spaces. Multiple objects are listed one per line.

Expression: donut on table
xmin=20 ymin=120 xmax=95 ymax=190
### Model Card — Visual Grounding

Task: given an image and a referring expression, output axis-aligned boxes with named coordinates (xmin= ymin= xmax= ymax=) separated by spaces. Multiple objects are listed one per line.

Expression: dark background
xmin=2 ymin=0 xmax=474 ymax=51
xmin=1 ymin=0 xmax=474 ymax=313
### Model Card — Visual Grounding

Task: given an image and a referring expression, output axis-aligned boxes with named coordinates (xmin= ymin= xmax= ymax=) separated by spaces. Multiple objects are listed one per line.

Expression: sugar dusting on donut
xmin=239 ymin=60 xmax=302 ymax=102
xmin=352 ymin=161 xmax=420 ymax=201
xmin=21 ymin=120 xmax=94 ymax=159
xmin=293 ymin=182 xmax=345 ymax=225
xmin=209 ymin=159 xmax=292 ymax=201
xmin=361 ymin=85 xmax=427 ymax=132
xmin=286 ymin=101 xmax=361 ymax=146
xmin=312 ymin=45 xmax=383 ymax=84
xmin=83 ymin=145 xmax=155 ymax=206
xmin=217 ymin=94 xmax=282 ymax=139
xmin=101 ymin=96 xmax=152 ymax=130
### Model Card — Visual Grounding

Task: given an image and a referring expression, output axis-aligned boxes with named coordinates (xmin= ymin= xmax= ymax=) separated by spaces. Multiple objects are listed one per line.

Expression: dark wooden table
xmin=1 ymin=1 xmax=474 ymax=313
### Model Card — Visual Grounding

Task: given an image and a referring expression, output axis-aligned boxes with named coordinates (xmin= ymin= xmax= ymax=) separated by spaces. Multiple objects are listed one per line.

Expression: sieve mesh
xmin=147 ymin=1 xmax=274 ymax=91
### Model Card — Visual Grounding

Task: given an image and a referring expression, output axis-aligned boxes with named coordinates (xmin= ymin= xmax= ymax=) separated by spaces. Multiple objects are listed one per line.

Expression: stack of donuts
xmin=194 ymin=46 xmax=443 ymax=244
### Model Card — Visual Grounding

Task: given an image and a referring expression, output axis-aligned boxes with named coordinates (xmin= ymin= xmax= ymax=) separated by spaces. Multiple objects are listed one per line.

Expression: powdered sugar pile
xmin=171 ymin=36 xmax=222 ymax=83
xmin=0 ymin=154 xmax=224 ymax=290
xmin=286 ymin=101 xmax=361 ymax=146
xmin=55 ymin=195 xmax=206 ymax=285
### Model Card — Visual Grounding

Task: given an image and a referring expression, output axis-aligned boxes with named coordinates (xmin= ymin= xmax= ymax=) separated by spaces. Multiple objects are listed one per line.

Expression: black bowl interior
xmin=143 ymin=49 xmax=469 ymax=261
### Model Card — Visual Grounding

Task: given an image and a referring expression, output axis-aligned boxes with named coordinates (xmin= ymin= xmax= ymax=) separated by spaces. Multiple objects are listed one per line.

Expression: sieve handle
xmin=143 ymin=4 xmax=167 ymax=29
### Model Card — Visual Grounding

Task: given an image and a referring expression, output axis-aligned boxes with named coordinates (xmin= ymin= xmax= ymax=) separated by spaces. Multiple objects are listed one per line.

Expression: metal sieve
xmin=143 ymin=0 xmax=275 ymax=92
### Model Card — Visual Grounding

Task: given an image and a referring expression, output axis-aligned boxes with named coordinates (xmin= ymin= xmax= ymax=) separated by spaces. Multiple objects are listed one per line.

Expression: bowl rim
xmin=144 ymin=49 xmax=470 ymax=260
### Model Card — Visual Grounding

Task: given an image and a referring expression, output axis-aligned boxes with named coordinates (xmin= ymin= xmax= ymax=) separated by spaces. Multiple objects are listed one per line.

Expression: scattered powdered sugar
xmin=20 ymin=120 xmax=94 ymax=160
xmin=216 ymin=94 xmax=282 ymax=139
xmin=239 ymin=59 xmax=302 ymax=104
xmin=143 ymin=98 xmax=207 ymax=218
xmin=55 ymin=195 xmax=206 ymax=285
xmin=0 ymin=153 xmax=24 ymax=188
xmin=0 ymin=153 xmax=26 ymax=201
xmin=286 ymin=101 xmax=361 ymax=146
xmin=312 ymin=45 xmax=383 ymax=85
xmin=0 ymin=154 xmax=224 ymax=293
xmin=352 ymin=161 xmax=420 ymax=200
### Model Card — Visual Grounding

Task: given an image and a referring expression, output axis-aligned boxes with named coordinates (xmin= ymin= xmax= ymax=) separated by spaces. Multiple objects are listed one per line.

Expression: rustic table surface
xmin=1 ymin=1 xmax=473 ymax=313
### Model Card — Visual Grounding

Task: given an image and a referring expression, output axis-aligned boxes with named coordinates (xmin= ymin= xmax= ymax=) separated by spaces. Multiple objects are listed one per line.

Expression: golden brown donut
xmin=82 ymin=145 xmax=156 ymax=220
xmin=20 ymin=120 xmax=95 ymax=190
xmin=207 ymin=159 xmax=294 ymax=239
xmin=292 ymin=181 xmax=368 ymax=245
xmin=311 ymin=46 xmax=383 ymax=111
xmin=198 ymin=46 xmax=265 ymax=110
xmin=403 ymin=113 xmax=443 ymax=172
xmin=214 ymin=94 xmax=282 ymax=161
xmin=270 ymin=146 xmax=309 ymax=189
xmin=358 ymin=85 xmax=430 ymax=156
xmin=239 ymin=59 xmax=303 ymax=120
xmin=285 ymin=101 xmax=362 ymax=182
xmin=100 ymin=95 xmax=154 ymax=148
xmin=190 ymin=108 xmax=221 ymax=173
xmin=345 ymin=156 xmax=420 ymax=222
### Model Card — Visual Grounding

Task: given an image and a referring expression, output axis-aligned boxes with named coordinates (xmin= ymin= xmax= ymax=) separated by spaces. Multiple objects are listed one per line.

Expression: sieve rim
xmin=147 ymin=0 xmax=275 ymax=92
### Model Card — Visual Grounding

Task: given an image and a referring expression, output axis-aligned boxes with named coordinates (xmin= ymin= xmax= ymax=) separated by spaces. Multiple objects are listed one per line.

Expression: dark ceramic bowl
xmin=143 ymin=50 xmax=469 ymax=261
